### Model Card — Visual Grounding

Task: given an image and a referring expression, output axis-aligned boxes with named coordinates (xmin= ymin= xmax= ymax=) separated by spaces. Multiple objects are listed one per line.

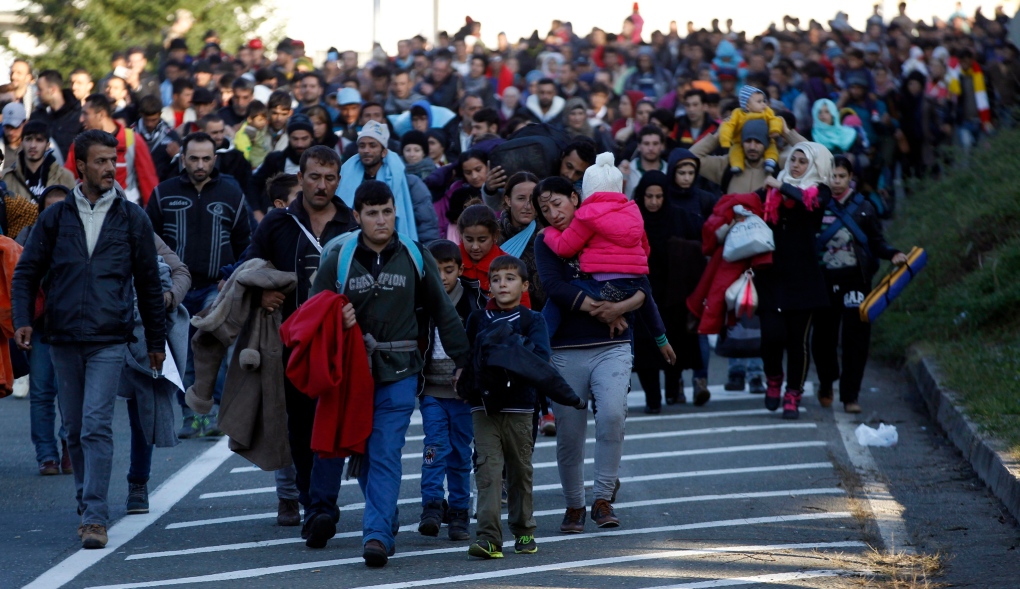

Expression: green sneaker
xmin=201 ymin=412 xmax=224 ymax=437
xmin=177 ymin=415 xmax=201 ymax=439
xmin=514 ymin=535 xmax=538 ymax=554
xmin=468 ymin=540 xmax=504 ymax=559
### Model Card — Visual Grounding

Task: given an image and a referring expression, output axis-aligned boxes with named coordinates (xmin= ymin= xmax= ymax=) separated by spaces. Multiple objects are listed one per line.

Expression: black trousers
xmin=812 ymin=284 xmax=872 ymax=404
xmin=284 ymin=377 xmax=317 ymax=501
xmin=636 ymin=366 xmax=684 ymax=409
xmin=759 ymin=310 xmax=814 ymax=391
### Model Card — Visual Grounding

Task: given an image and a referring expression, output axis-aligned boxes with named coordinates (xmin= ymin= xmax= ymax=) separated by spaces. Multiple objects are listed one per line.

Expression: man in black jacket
xmin=13 ymin=129 xmax=166 ymax=550
xmin=249 ymin=115 xmax=314 ymax=220
xmin=32 ymin=69 xmax=83 ymax=161
xmin=147 ymin=131 xmax=250 ymax=438
xmin=196 ymin=113 xmax=252 ymax=195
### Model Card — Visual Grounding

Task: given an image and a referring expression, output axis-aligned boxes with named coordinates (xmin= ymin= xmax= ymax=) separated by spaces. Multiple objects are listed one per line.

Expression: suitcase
xmin=859 ymin=246 xmax=927 ymax=323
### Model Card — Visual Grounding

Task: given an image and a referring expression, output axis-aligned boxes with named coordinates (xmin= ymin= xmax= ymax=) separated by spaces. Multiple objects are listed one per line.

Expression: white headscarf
xmin=776 ymin=141 xmax=833 ymax=188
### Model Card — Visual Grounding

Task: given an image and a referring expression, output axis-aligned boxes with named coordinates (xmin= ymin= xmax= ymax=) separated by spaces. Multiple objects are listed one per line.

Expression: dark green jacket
xmin=311 ymin=234 xmax=469 ymax=384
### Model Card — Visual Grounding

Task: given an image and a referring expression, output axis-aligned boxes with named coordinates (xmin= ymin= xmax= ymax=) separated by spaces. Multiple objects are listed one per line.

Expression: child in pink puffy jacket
xmin=542 ymin=153 xmax=675 ymax=364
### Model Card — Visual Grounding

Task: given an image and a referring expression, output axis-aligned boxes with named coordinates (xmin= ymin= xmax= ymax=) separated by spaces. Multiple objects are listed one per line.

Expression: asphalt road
xmin=2 ymin=359 xmax=1017 ymax=589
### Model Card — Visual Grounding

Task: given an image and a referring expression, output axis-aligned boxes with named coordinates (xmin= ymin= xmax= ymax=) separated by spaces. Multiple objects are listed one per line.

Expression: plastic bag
xmin=722 ymin=214 xmax=775 ymax=262
xmin=725 ymin=270 xmax=757 ymax=318
xmin=854 ymin=423 xmax=898 ymax=447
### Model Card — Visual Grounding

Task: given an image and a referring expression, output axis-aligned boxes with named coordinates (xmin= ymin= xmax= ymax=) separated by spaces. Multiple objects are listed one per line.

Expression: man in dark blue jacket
xmin=13 ymin=129 xmax=166 ymax=550
xmin=147 ymin=131 xmax=250 ymax=438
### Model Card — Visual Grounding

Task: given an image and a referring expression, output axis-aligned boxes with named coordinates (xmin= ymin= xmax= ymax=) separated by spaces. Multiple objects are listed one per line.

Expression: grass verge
xmin=871 ymin=129 xmax=1020 ymax=458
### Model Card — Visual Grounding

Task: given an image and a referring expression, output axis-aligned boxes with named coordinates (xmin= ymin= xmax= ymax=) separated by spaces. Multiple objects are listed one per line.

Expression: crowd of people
xmin=0 ymin=0 xmax=1009 ymax=568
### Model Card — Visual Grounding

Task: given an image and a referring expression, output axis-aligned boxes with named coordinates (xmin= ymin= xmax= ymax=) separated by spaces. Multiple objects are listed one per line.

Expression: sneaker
xmin=764 ymin=374 xmax=784 ymax=412
xmin=468 ymin=539 xmax=504 ymax=559
xmin=844 ymin=402 xmax=862 ymax=414
xmin=200 ymin=412 xmax=224 ymax=437
xmin=724 ymin=373 xmax=745 ymax=391
xmin=80 ymin=524 xmax=108 ymax=549
xmin=304 ymin=512 xmax=336 ymax=549
xmin=277 ymin=499 xmax=301 ymax=527
xmin=514 ymin=535 xmax=538 ymax=554
xmin=539 ymin=411 xmax=556 ymax=436
xmin=591 ymin=499 xmax=620 ymax=528
xmin=748 ymin=376 xmax=766 ymax=395
xmin=610 ymin=478 xmax=621 ymax=503
xmin=177 ymin=415 xmax=202 ymax=439
xmin=126 ymin=483 xmax=149 ymax=514
xmin=418 ymin=499 xmax=444 ymax=537
xmin=11 ymin=375 xmax=28 ymax=398
xmin=560 ymin=507 xmax=586 ymax=533
xmin=39 ymin=460 xmax=60 ymax=476
xmin=363 ymin=539 xmax=391 ymax=567
xmin=60 ymin=440 xmax=73 ymax=474
xmin=447 ymin=508 xmax=470 ymax=541
xmin=782 ymin=389 xmax=803 ymax=420
xmin=818 ymin=385 xmax=834 ymax=408
xmin=692 ymin=378 xmax=710 ymax=406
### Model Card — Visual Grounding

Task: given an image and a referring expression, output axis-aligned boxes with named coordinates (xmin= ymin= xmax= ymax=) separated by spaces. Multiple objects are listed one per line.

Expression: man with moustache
xmin=243 ymin=145 xmax=359 ymax=539
xmin=13 ymin=129 xmax=166 ymax=549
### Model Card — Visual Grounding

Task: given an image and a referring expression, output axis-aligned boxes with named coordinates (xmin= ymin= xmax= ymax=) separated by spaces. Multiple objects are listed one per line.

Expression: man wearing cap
xmin=247 ymin=38 xmax=267 ymax=70
xmin=32 ymin=70 xmax=83 ymax=163
xmin=691 ymin=116 xmax=807 ymax=194
xmin=176 ymin=87 xmax=217 ymax=137
xmin=1 ymin=102 xmax=28 ymax=170
xmin=336 ymin=87 xmax=363 ymax=144
xmin=250 ymin=114 xmax=315 ymax=218
xmin=384 ymin=70 xmax=425 ymax=116
xmin=2 ymin=119 xmax=75 ymax=201
xmin=336 ymin=120 xmax=438 ymax=242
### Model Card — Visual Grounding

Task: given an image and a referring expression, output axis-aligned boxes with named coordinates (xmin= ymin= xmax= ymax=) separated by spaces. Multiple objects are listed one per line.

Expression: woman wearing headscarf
xmin=632 ymin=170 xmax=704 ymax=412
xmin=758 ymin=142 xmax=833 ymax=419
xmin=810 ymin=99 xmax=858 ymax=154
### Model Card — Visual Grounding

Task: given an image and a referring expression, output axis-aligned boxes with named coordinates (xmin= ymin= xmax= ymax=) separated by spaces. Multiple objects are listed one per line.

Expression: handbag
xmin=722 ymin=214 xmax=775 ymax=262
xmin=725 ymin=270 xmax=758 ymax=318
xmin=715 ymin=316 xmax=762 ymax=358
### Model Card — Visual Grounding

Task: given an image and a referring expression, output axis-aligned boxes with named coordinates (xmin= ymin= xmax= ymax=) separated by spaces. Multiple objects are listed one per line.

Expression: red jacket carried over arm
xmin=280 ymin=291 xmax=374 ymax=459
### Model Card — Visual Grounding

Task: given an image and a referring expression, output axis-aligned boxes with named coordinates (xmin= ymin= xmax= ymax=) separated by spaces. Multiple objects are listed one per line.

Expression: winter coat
xmin=691 ymin=129 xmax=808 ymax=194
xmin=186 ymin=258 xmax=297 ymax=470
xmin=542 ymin=192 xmax=650 ymax=275
xmin=406 ymin=173 xmax=441 ymax=243
xmin=280 ymin=290 xmax=374 ymax=459
xmin=1 ymin=151 xmax=75 ymax=201
xmin=12 ymin=185 xmax=166 ymax=352
xmin=686 ymin=193 xmax=772 ymax=335
xmin=147 ymin=170 xmax=251 ymax=289
xmin=819 ymin=190 xmax=901 ymax=286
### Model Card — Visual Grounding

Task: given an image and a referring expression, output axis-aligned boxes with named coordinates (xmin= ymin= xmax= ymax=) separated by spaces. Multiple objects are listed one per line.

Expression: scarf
xmin=136 ymin=118 xmax=172 ymax=148
xmin=404 ymin=158 xmax=437 ymax=180
xmin=500 ymin=220 xmax=536 ymax=258
xmin=811 ymin=99 xmax=857 ymax=152
xmin=460 ymin=241 xmax=505 ymax=295
xmin=337 ymin=151 xmax=418 ymax=240
xmin=764 ymin=141 xmax=831 ymax=224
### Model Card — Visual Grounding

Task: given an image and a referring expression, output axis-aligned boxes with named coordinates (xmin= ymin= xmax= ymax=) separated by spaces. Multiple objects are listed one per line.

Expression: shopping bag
xmin=722 ymin=214 xmax=775 ymax=262
xmin=715 ymin=315 xmax=761 ymax=358
xmin=859 ymin=246 xmax=927 ymax=323
xmin=725 ymin=270 xmax=758 ymax=318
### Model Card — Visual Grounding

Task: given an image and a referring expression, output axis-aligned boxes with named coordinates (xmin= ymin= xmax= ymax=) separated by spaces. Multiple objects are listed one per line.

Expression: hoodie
xmin=665 ymin=148 xmax=717 ymax=228
xmin=710 ymin=40 xmax=748 ymax=88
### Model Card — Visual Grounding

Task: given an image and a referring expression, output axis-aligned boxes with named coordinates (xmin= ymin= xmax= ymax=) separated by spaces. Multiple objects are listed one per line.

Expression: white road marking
xmin=199 ymin=486 xmax=276 ymax=499
xmin=98 ymin=524 xmax=858 ymax=587
xmin=638 ymin=569 xmax=845 ymax=589
xmin=136 ymin=490 xmax=847 ymax=560
xmin=23 ymin=437 xmax=233 ymax=589
xmin=626 ymin=382 xmax=816 ymax=406
xmin=834 ymin=409 xmax=915 ymax=553
xmin=535 ymin=423 xmax=816 ymax=450
xmin=532 ymin=462 xmax=833 ymax=492
xmin=230 ymin=466 xmax=261 ymax=474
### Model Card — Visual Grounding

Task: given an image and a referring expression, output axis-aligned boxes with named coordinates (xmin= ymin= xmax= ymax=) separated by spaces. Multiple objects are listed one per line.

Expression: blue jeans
xmin=126 ymin=398 xmax=153 ymax=484
xmin=180 ymin=284 xmax=222 ymax=414
xmin=695 ymin=335 xmax=710 ymax=380
xmin=50 ymin=343 xmax=127 ymax=526
xmin=358 ymin=377 xmax=418 ymax=551
xmin=728 ymin=357 xmax=764 ymax=379
xmin=419 ymin=395 xmax=473 ymax=510
xmin=543 ymin=277 xmax=646 ymax=336
xmin=275 ymin=464 xmax=299 ymax=501
xmin=29 ymin=333 xmax=64 ymax=464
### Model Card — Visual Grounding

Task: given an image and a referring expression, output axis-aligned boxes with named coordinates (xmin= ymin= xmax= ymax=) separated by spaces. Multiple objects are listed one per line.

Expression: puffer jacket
xmin=542 ymin=191 xmax=650 ymax=275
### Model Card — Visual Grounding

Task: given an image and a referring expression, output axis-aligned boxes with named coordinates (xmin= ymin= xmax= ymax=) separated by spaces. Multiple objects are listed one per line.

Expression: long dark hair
xmin=530 ymin=176 xmax=577 ymax=227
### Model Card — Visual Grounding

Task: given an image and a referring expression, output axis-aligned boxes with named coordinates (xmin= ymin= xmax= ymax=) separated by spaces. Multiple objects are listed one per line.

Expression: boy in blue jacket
xmin=459 ymin=255 xmax=585 ymax=559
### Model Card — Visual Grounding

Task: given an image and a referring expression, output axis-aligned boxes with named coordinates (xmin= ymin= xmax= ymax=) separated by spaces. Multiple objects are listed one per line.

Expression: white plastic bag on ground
xmin=854 ymin=422 xmax=899 ymax=447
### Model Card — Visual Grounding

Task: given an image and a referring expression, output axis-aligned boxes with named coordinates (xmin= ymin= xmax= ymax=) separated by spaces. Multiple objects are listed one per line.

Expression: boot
xmin=818 ymin=384 xmax=834 ymax=408
xmin=764 ymin=374 xmax=784 ymax=412
xmin=418 ymin=499 xmax=443 ymax=537
xmin=782 ymin=389 xmax=803 ymax=420
xmin=447 ymin=508 xmax=470 ymax=541
xmin=693 ymin=378 xmax=710 ymax=406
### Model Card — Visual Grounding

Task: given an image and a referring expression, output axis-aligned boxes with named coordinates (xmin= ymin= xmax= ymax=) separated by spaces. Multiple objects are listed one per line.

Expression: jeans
xmin=419 ymin=395 xmax=473 ymax=510
xmin=695 ymin=334 xmax=710 ymax=380
xmin=358 ymin=377 xmax=418 ymax=551
xmin=956 ymin=120 xmax=983 ymax=154
xmin=549 ymin=344 xmax=632 ymax=508
xmin=28 ymin=333 xmax=64 ymax=464
xmin=543 ymin=277 xmax=645 ymax=336
xmin=50 ymin=343 xmax=127 ymax=526
xmin=180 ymin=284 xmax=221 ymax=415
xmin=727 ymin=357 xmax=764 ymax=379
xmin=275 ymin=465 xmax=299 ymax=501
xmin=125 ymin=398 xmax=153 ymax=484
xmin=473 ymin=412 xmax=535 ymax=544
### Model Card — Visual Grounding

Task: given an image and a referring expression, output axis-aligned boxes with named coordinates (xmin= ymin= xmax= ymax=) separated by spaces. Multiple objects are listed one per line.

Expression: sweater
xmin=542 ymin=192 xmax=650 ymax=276
xmin=280 ymin=290 xmax=374 ymax=458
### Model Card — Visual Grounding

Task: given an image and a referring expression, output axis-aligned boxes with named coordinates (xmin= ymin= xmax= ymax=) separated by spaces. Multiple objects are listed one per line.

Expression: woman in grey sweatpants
xmin=533 ymin=177 xmax=648 ymax=532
